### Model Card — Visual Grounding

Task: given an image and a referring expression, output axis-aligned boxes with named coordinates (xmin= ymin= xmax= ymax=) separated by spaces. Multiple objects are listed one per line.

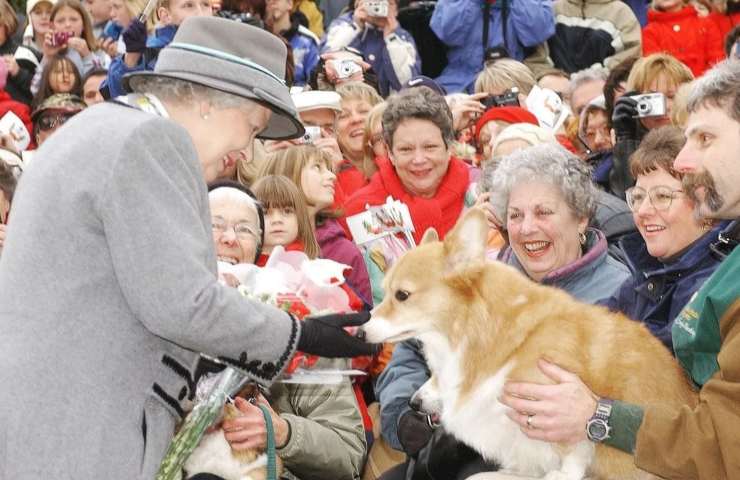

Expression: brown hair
xmin=51 ymin=0 xmax=98 ymax=52
xmin=32 ymin=55 xmax=83 ymax=110
xmin=629 ymin=125 xmax=687 ymax=179
xmin=251 ymin=174 xmax=321 ymax=259
xmin=259 ymin=145 xmax=341 ymax=220
xmin=0 ymin=0 xmax=18 ymax=39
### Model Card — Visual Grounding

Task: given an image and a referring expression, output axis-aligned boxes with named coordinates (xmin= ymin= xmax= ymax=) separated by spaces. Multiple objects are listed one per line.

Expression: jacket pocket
xmin=140 ymin=393 xmax=178 ymax=478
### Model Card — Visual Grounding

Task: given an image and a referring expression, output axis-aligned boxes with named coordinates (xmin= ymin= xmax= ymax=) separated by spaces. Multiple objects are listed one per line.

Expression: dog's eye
xmin=395 ymin=289 xmax=410 ymax=302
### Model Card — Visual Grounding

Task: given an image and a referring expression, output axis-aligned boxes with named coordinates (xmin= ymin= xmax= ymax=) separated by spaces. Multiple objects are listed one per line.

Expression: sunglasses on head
xmin=37 ymin=112 xmax=76 ymax=132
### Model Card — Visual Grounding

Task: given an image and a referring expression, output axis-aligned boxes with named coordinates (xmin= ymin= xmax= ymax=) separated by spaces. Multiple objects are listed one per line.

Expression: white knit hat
xmin=491 ymin=123 xmax=557 ymax=156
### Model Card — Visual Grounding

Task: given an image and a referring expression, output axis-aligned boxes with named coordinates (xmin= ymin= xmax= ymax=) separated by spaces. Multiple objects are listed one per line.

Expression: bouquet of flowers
xmin=156 ymin=248 xmax=366 ymax=479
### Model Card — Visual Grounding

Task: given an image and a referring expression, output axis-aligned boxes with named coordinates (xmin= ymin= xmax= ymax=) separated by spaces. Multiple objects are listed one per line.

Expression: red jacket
xmin=342 ymin=156 xmax=471 ymax=244
xmin=642 ymin=6 xmax=724 ymax=77
xmin=0 ymin=90 xmax=33 ymax=150
xmin=709 ymin=11 xmax=740 ymax=45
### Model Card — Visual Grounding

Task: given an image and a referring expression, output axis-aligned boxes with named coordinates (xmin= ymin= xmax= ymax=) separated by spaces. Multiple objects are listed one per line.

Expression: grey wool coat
xmin=0 ymin=103 xmax=300 ymax=479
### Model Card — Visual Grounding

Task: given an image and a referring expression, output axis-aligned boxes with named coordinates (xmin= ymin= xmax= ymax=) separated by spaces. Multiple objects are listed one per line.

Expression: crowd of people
xmin=0 ymin=0 xmax=739 ymax=478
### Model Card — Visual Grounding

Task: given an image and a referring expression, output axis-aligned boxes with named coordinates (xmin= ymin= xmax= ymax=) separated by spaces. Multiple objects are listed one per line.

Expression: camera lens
xmin=637 ymin=100 xmax=651 ymax=115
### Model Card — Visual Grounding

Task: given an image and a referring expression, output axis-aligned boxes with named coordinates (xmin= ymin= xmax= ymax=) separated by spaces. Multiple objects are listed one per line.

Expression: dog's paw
xmin=544 ymin=471 xmax=583 ymax=480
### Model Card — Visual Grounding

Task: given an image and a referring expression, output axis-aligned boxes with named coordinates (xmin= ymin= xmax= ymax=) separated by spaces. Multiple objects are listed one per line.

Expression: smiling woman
xmin=602 ymin=126 xmax=724 ymax=348
xmin=490 ymin=143 xmax=630 ymax=303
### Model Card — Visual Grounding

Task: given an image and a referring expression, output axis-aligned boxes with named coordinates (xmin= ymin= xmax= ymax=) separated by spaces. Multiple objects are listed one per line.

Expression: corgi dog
xmin=363 ymin=209 xmax=697 ymax=480
xmin=183 ymin=385 xmax=283 ymax=480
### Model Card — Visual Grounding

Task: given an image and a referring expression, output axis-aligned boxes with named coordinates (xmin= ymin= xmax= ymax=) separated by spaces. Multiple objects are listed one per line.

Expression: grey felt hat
xmin=123 ymin=16 xmax=304 ymax=140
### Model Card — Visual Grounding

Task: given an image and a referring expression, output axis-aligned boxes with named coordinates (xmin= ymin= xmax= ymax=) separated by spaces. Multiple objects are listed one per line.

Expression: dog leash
xmin=257 ymin=403 xmax=278 ymax=480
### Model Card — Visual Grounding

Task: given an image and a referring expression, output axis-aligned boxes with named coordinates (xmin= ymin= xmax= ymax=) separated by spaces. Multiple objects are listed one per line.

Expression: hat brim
xmin=123 ymin=70 xmax=304 ymax=140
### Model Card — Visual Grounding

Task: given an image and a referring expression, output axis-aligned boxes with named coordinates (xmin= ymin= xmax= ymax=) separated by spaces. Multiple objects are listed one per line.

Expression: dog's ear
xmin=421 ymin=228 xmax=439 ymax=245
xmin=442 ymin=209 xmax=488 ymax=278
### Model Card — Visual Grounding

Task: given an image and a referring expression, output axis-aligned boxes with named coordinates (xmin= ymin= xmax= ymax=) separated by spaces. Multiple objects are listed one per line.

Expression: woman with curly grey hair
xmin=490 ymin=143 xmax=629 ymax=303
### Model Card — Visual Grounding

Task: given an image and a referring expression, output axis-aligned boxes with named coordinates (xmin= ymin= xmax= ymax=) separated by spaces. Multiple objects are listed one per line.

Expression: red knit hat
xmin=475 ymin=106 xmax=539 ymax=141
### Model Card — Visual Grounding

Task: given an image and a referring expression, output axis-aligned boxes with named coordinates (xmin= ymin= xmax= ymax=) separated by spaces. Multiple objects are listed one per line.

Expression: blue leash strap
xmin=257 ymin=403 xmax=278 ymax=480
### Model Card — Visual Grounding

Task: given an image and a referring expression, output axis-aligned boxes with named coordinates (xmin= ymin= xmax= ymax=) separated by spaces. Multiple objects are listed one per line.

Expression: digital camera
xmin=632 ymin=92 xmax=666 ymax=118
xmin=366 ymin=0 xmax=389 ymax=17
xmin=300 ymin=126 xmax=322 ymax=144
xmin=51 ymin=31 xmax=72 ymax=47
xmin=482 ymin=87 xmax=520 ymax=109
xmin=330 ymin=59 xmax=363 ymax=79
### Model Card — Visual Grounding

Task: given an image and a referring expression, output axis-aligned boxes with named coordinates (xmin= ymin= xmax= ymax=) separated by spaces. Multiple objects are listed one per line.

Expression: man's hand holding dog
xmin=500 ymin=359 xmax=598 ymax=444
xmin=223 ymin=396 xmax=290 ymax=450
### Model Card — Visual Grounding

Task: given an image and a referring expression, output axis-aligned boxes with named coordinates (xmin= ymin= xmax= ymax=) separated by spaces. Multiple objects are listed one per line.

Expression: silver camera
xmin=366 ymin=0 xmax=389 ymax=17
xmin=300 ymin=126 xmax=322 ymax=144
xmin=330 ymin=59 xmax=363 ymax=79
xmin=632 ymin=92 xmax=666 ymax=118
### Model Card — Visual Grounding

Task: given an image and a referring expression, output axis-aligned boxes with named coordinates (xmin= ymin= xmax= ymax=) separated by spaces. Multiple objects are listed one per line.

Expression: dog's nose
xmin=409 ymin=389 xmax=424 ymax=413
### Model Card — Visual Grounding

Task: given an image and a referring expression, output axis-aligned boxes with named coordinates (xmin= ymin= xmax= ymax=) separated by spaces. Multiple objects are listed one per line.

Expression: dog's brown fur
xmin=365 ymin=209 xmax=698 ymax=479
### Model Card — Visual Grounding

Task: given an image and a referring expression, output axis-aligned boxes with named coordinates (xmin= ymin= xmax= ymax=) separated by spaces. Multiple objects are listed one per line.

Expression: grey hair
xmin=568 ymin=66 xmax=609 ymax=96
xmin=489 ymin=143 xmax=597 ymax=222
xmin=382 ymin=86 xmax=455 ymax=149
xmin=128 ymin=76 xmax=253 ymax=110
xmin=686 ymin=59 xmax=740 ymax=124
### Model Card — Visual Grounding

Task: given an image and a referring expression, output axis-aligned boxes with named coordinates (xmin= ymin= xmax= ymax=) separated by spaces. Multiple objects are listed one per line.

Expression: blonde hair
xmin=251 ymin=174 xmax=321 ymax=259
xmin=235 ymin=141 xmax=267 ymax=187
xmin=474 ymin=59 xmax=536 ymax=96
xmin=259 ymin=145 xmax=333 ymax=193
xmin=670 ymin=81 xmax=694 ymax=128
xmin=360 ymin=101 xmax=386 ymax=179
xmin=335 ymin=81 xmax=383 ymax=107
xmin=626 ymin=53 xmax=694 ymax=93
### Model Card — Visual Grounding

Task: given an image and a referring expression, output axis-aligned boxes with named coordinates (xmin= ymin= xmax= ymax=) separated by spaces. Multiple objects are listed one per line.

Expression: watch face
xmin=588 ymin=420 xmax=608 ymax=440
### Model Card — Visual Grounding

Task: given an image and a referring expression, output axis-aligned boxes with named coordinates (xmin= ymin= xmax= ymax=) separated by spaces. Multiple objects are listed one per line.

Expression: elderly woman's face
xmin=336 ymin=98 xmax=372 ymax=161
xmin=506 ymin=181 xmax=588 ymax=282
xmin=389 ymin=118 xmax=449 ymax=198
xmin=210 ymin=195 xmax=261 ymax=265
xmin=630 ymin=167 xmax=705 ymax=260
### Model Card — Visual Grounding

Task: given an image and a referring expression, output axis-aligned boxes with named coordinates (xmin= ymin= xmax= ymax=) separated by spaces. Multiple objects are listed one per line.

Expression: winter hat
xmin=26 ymin=0 xmax=55 ymax=16
xmin=475 ymin=106 xmax=539 ymax=141
xmin=578 ymin=94 xmax=607 ymax=138
xmin=124 ymin=16 xmax=303 ymax=140
xmin=292 ymin=90 xmax=342 ymax=113
xmin=402 ymin=75 xmax=447 ymax=96
xmin=490 ymin=123 xmax=557 ymax=157
xmin=31 ymin=93 xmax=86 ymax=122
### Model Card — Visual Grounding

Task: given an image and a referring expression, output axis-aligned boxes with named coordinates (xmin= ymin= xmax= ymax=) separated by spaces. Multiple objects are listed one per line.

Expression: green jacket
xmin=606 ymin=241 xmax=740 ymax=479
xmin=272 ymin=358 xmax=366 ymax=480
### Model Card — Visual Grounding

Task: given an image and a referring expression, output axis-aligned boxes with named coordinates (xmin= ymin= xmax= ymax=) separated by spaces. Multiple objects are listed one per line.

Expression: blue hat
xmin=402 ymin=75 xmax=447 ymax=96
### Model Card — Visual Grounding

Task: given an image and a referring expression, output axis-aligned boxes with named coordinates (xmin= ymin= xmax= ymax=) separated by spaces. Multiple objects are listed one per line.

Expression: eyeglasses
xmin=37 ymin=113 xmax=75 ymax=132
xmin=211 ymin=217 xmax=260 ymax=240
xmin=625 ymin=185 xmax=684 ymax=212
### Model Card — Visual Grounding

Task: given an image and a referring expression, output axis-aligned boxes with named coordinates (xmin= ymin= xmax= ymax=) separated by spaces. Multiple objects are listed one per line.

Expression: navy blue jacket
xmin=105 ymin=25 xmax=178 ymax=99
xmin=602 ymin=226 xmax=725 ymax=350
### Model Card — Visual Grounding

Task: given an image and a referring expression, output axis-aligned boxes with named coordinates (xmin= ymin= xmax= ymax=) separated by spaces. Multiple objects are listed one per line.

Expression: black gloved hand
xmin=122 ymin=19 xmax=147 ymax=54
xmin=297 ymin=311 xmax=380 ymax=358
xmin=398 ymin=409 xmax=437 ymax=456
xmin=611 ymin=93 xmax=640 ymax=142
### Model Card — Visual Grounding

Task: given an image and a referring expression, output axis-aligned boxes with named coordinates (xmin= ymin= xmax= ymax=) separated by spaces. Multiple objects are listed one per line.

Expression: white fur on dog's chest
xmin=421 ymin=336 xmax=562 ymax=477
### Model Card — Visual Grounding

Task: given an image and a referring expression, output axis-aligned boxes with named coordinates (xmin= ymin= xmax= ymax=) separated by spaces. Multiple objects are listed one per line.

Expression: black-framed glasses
xmin=625 ymin=185 xmax=684 ymax=212
xmin=37 ymin=113 xmax=75 ymax=132
xmin=211 ymin=216 xmax=260 ymax=240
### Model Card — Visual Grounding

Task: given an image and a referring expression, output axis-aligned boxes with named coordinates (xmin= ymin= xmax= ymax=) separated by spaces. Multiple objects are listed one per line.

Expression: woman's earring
xmin=201 ymin=113 xmax=210 ymax=121
xmin=578 ymin=231 xmax=587 ymax=245
xmin=702 ymin=219 xmax=714 ymax=231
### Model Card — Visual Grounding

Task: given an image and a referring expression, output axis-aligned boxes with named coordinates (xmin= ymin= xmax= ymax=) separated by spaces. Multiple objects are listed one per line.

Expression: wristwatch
xmin=586 ymin=398 xmax=613 ymax=442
